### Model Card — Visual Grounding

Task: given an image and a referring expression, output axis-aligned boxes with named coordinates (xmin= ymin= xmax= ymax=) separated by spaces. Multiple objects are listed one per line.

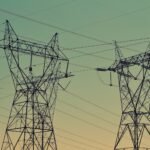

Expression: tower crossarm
xmin=108 ymin=51 xmax=150 ymax=71
xmin=0 ymin=37 xmax=68 ymax=61
xmin=18 ymin=73 xmax=73 ymax=86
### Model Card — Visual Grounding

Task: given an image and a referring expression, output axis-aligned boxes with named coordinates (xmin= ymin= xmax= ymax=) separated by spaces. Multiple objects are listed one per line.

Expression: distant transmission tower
xmin=0 ymin=20 xmax=70 ymax=150
xmin=97 ymin=41 xmax=150 ymax=150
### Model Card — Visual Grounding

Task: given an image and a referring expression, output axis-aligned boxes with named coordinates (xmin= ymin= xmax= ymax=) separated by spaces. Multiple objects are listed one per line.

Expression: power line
xmin=70 ymin=63 xmax=95 ymax=70
xmin=58 ymin=100 xmax=117 ymax=126
xmin=0 ymin=80 xmax=119 ymax=134
xmin=69 ymin=49 xmax=113 ymax=61
xmin=60 ymin=92 xmax=150 ymax=148
xmin=1 ymin=107 xmax=110 ymax=149
xmin=75 ymin=4 xmax=150 ymax=33
xmin=0 ymin=8 xmax=150 ymax=60
xmin=28 ymin=0 xmax=76 ymax=17
xmin=0 ymin=93 xmax=117 ymax=129
xmin=0 ymin=106 xmax=111 ymax=147
xmin=69 ymin=40 xmax=149 ymax=60
xmin=56 ymin=127 xmax=112 ymax=148
xmin=0 ymin=8 xmax=110 ymax=44
xmin=0 ymin=62 xmax=95 ymax=82
xmin=62 ymin=43 xmax=112 ymax=51
xmin=0 ymin=62 xmax=95 ymax=81
xmin=2 ymin=120 xmax=106 ymax=150
xmin=0 ymin=29 xmax=113 ymax=62
xmin=0 ymin=100 xmax=116 ymax=135
xmin=56 ymin=108 xmax=116 ymax=134
xmin=73 ymin=68 xmax=94 ymax=73
xmin=57 ymin=140 xmax=89 ymax=150
xmin=96 ymin=71 xmax=110 ymax=86
xmin=118 ymin=37 xmax=150 ymax=44
xmin=63 ymin=36 xmax=150 ymax=51
xmin=0 ymin=122 xmax=105 ymax=150
xmin=64 ymin=90 xmax=119 ymax=117
xmin=96 ymin=71 xmax=118 ymax=87
xmin=0 ymin=29 xmax=110 ymax=51
xmin=1 ymin=28 xmax=149 ymax=62
xmin=57 ymin=140 xmax=88 ymax=150
xmin=0 ymin=29 xmax=148 ymax=56
xmin=0 ymin=98 xmax=117 ymax=134
xmin=96 ymin=43 xmax=150 ymax=149
xmin=1 ymin=95 xmax=148 ymax=147
xmin=0 ymin=29 xmax=114 ymax=62
xmin=0 ymin=29 xmax=47 ymax=44
xmin=56 ymin=134 xmax=105 ymax=150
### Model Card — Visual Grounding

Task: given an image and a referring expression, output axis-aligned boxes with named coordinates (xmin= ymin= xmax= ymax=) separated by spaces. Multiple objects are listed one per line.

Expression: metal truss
xmin=0 ymin=20 xmax=70 ymax=150
xmin=97 ymin=41 xmax=150 ymax=150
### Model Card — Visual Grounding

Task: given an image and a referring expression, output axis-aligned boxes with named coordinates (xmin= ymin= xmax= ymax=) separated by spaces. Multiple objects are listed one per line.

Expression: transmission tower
xmin=0 ymin=20 xmax=71 ymax=150
xmin=97 ymin=41 xmax=150 ymax=150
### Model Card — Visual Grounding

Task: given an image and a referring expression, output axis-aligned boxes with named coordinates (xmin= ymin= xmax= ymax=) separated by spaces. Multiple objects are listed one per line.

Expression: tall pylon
xmin=0 ymin=20 xmax=70 ymax=150
xmin=97 ymin=41 xmax=150 ymax=150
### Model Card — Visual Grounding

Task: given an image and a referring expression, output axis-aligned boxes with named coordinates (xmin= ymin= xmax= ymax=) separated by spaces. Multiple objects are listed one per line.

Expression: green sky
xmin=0 ymin=0 xmax=150 ymax=149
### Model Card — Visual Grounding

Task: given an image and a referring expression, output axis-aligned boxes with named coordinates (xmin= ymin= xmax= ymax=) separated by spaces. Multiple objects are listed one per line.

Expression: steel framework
xmin=0 ymin=20 xmax=70 ymax=150
xmin=97 ymin=41 xmax=150 ymax=150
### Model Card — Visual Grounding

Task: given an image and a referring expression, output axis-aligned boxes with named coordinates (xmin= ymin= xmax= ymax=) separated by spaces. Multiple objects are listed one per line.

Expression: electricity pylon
xmin=0 ymin=20 xmax=71 ymax=150
xmin=97 ymin=41 xmax=150 ymax=150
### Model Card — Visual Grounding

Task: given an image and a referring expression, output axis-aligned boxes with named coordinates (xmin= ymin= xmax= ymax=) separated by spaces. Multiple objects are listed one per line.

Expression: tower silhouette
xmin=0 ymin=20 xmax=70 ymax=150
xmin=97 ymin=41 xmax=150 ymax=150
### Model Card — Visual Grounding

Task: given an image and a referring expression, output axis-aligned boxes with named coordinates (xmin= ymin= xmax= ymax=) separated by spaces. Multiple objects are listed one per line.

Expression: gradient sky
xmin=0 ymin=0 xmax=150 ymax=149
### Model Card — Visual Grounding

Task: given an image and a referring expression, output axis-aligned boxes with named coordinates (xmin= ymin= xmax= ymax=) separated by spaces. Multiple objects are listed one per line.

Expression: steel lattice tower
xmin=97 ymin=41 xmax=150 ymax=150
xmin=0 ymin=20 xmax=70 ymax=150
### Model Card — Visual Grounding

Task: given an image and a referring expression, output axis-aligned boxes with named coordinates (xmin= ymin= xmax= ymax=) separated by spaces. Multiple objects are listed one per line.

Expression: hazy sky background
xmin=0 ymin=0 xmax=150 ymax=149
